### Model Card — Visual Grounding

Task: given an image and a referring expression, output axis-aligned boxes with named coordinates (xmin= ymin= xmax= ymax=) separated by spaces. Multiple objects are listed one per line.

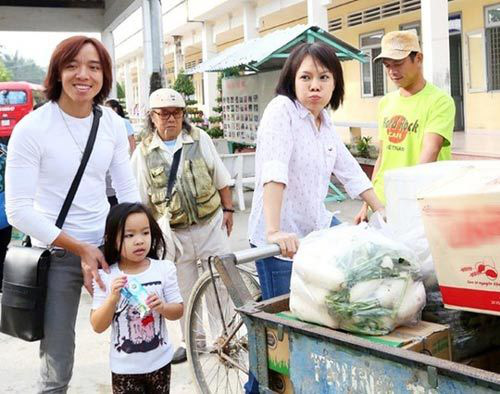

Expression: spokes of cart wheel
xmin=186 ymin=263 xmax=261 ymax=394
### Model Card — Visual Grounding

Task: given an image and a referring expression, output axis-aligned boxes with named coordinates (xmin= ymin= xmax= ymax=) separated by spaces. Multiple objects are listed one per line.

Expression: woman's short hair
xmin=44 ymin=36 xmax=112 ymax=104
xmin=275 ymin=42 xmax=345 ymax=110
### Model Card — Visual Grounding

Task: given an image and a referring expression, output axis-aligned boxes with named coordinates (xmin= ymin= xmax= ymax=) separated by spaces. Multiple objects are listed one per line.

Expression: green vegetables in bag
xmin=324 ymin=241 xmax=421 ymax=335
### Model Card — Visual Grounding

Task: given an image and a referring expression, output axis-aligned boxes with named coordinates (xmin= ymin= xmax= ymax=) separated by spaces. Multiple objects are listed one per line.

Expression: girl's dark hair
xmin=44 ymin=35 xmax=112 ymax=104
xmin=103 ymin=202 xmax=166 ymax=264
xmin=275 ymin=42 xmax=345 ymax=110
xmin=105 ymin=99 xmax=126 ymax=118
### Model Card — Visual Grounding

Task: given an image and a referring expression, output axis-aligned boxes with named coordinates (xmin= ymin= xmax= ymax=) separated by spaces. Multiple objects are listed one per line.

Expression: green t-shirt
xmin=373 ymin=82 xmax=455 ymax=203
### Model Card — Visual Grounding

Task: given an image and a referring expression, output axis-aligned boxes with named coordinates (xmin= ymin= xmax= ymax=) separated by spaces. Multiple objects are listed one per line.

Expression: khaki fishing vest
xmin=142 ymin=127 xmax=221 ymax=228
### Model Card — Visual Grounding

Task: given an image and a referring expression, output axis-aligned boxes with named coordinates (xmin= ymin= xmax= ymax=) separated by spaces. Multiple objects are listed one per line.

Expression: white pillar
xmin=173 ymin=36 xmax=184 ymax=77
xmin=142 ymin=0 xmax=153 ymax=107
xmin=421 ymin=0 xmax=450 ymax=93
xmin=136 ymin=56 xmax=147 ymax=117
xmin=307 ymin=0 xmax=330 ymax=31
xmin=243 ymin=1 xmax=258 ymax=41
xmin=202 ymin=23 xmax=218 ymax=116
xmin=124 ymin=62 xmax=134 ymax=116
xmin=101 ymin=29 xmax=117 ymax=99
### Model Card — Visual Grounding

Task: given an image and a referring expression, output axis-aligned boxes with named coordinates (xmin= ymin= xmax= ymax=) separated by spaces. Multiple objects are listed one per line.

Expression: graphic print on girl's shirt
xmin=114 ymin=280 xmax=164 ymax=354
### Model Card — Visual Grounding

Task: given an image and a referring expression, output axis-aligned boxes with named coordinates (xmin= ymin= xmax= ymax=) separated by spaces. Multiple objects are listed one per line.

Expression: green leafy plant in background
xmin=0 ymin=59 xmax=11 ymax=82
xmin=207 ymin=126 xmax=223 ymax=139
xmin=356 ymin=136 xmax=373 ymax=158
xmin=1 ymin=52 xmax=44 ymax=84
xmin=173 ymin=70 xmax=195 ymax=97
xmin=173 ymin=70 xmax=206 ymax=128
xmin=347 ymin=136 xmax=378 ymax=159
xmin=117 ymin=82 xmax=125 ymax=99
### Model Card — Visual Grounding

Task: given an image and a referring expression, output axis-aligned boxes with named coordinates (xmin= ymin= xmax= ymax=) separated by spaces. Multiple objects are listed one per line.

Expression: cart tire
xmin=186 ymin=266 xmax=261 ymax=393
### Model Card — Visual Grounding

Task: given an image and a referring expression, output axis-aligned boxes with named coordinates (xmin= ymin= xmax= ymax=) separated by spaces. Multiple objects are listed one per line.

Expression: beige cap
xmin=374 ymin=30 xmax=421 ymax=61
xmin=149 ymin=88 xmax=186 ymax=109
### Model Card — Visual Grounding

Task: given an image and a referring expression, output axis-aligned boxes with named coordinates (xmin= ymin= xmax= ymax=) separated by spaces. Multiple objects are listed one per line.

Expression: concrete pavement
xmin=0 ymin=189 xmax=362 ymax=393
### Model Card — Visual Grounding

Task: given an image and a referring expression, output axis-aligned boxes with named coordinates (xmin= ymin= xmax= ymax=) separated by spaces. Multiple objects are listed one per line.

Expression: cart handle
xmin=232 ymin=243 xmax=282 ymax=265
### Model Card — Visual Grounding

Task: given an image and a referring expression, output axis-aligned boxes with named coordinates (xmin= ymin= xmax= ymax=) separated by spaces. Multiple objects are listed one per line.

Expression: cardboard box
xmin=417 ymin=167 xmax=500 ymax=315
xmin=357 ymin=320 xmax=452 ymax=360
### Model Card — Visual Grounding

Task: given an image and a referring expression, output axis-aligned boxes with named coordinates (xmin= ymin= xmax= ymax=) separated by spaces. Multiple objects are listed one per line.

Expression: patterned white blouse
xmin=248 ymin=95 xmax=373 ymax=247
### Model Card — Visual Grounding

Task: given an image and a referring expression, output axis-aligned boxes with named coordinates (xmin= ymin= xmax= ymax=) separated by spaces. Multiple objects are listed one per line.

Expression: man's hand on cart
xmin=267 ymin=230 xmax=300 ymax=258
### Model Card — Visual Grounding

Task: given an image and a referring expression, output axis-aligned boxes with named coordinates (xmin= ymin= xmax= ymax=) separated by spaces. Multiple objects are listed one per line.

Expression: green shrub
xmin=207 ymin=127 xmax=224 ymax=139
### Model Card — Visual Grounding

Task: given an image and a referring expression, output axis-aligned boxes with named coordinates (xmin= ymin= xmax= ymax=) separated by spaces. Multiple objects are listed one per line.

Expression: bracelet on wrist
xmin=222 ymin=207 xmax=235 ymax=213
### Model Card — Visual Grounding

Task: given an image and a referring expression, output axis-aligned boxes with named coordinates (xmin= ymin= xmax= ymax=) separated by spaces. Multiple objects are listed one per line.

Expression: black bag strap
xmin=166 ymin=147 xmax=182 ymax=202
xmin=55 ymin=105 xmax=102 ymax=229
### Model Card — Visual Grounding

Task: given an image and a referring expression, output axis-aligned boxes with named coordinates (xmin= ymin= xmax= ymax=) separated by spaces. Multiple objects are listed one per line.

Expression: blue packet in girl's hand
xmin=120 ymin=278 xmax=150 ymax=317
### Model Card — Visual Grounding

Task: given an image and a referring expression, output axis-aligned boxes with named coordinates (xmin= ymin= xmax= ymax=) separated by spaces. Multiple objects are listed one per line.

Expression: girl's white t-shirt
xmin=92 ymin=259 xmax=183 ymax=374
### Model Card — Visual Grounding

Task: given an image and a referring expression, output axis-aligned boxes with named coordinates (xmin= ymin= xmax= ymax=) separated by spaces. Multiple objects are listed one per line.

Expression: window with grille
xmin=360 ymin=31 xmax=385 ymax=97
xmin=486 ymin=4 xmax=500 ymax=90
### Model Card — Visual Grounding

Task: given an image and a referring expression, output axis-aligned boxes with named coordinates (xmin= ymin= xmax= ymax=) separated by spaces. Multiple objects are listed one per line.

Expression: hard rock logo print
xmin=383 ymin=115 xmax=419 ymax=144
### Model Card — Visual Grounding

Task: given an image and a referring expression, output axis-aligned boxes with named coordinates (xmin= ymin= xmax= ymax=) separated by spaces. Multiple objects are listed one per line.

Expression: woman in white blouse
xmin=248 ymin=42 xmax=384 ymax=302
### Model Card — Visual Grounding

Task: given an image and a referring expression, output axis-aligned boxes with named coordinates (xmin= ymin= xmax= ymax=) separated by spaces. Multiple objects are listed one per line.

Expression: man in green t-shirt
xmin=355 ymin=30 xmax=455 ymax=222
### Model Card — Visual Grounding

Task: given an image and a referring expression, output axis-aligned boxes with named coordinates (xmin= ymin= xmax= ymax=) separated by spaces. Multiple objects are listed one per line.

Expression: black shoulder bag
xmin=0 ymin=105 xmax=102 ymax=341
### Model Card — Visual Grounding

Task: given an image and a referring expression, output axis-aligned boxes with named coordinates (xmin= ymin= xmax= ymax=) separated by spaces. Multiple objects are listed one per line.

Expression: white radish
xmin=396 ymin=281 xmax=426 ymax=324
xmin=375 ymin=279 xmax=406 ymax=309
xmin=349 ymin=279 xmax=384 ymax=303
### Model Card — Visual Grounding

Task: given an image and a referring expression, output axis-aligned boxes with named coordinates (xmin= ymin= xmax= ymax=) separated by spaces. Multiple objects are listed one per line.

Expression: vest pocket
xmin=184 ymin=158 xmax=221 ymax=220
xmin=168 ymin=190 xmax=188 ymax=226
xmin=188 ymin=159 xmax=214 ymax=198
xmin=149 ymin=165 xmax=168 ymax=188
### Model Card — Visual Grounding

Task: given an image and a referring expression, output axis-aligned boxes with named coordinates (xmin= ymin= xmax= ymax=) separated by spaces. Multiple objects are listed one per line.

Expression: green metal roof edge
xmin=252 ymin=26 xmax=368 ymax=70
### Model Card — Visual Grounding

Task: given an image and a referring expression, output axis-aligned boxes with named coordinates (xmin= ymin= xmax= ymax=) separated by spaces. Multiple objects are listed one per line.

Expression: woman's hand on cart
xmin=267 ymin=230 xmax=300 ymax=258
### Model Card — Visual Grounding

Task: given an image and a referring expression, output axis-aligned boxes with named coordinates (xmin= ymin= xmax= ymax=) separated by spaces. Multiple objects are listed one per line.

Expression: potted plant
xmin=347 ymin=136 xmax=378 ymax=178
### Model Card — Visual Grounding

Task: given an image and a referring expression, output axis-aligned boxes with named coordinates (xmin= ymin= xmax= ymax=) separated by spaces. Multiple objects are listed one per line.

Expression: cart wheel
xmin=186 ymin=266 xmax=261 ymax=393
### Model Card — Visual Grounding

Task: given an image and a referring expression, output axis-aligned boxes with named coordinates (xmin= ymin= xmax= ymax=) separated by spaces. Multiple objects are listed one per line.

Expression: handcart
xmin=185 ymin=244 xmax=500 ymax=393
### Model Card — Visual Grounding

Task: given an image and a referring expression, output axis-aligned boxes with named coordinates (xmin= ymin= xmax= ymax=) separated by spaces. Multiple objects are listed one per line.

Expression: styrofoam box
xmin=417 ymin=166 xmax=500 ymax=315
xmin=384 ymin=161 xmax=499 ymax=236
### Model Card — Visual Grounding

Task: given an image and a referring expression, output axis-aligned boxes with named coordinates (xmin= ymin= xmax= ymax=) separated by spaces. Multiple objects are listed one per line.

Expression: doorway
xmin=449 ymin=14 xmax=464 ymax=131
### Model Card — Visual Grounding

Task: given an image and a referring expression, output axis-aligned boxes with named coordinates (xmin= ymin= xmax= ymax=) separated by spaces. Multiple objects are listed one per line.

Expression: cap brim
xmin=374 ymin=49 xmax=412 ymax=62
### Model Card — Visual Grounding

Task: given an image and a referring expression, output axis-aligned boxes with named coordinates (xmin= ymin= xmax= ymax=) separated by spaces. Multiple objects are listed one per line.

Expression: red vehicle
xmin=0 ymin=81 xmax=46 ymax=141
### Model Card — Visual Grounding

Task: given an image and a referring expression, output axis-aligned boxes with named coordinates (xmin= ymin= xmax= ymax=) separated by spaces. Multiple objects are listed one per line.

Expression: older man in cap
xmin=131 ymin=87 xmax=233 ymax=363
xmin=355 ymin=30 xmax=455 ymax=222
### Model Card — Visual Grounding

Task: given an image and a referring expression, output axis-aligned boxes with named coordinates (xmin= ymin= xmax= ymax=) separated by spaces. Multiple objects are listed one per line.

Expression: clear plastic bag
xmin=290 ymin=223 xmax=426 ymax=335
xmin=369 ymin=211 xmax=438 ymax=290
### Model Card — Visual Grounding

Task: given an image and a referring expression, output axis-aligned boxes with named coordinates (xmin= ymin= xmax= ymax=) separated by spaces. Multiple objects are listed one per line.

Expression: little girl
xmin=91 ymin=202 xmax=183 ymax=394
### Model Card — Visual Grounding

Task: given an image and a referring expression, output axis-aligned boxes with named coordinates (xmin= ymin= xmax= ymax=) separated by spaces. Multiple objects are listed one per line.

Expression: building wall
xmin=259 ymin=2 xmax=307 ymax=34
xmin=453 ymin=0 xmax=500 ymax=131
xmin=117 ymin=0 xmax=500 ymax=132
xmin=330 ymin=0 xmax=500 ymax=132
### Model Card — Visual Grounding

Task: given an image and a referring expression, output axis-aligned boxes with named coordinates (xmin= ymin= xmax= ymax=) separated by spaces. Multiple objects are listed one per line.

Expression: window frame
xmin=359 ymin=30 xmax=386 ymax=98
xmin=485 ymin=3 xmax=500 ymax=91
xmin=399 ymin=21 xmax=421 ymax=39
xmin=485 ymin=3 xmax=500 ymax=28
xmin=465 ymin=29 xmax=488 ymax=93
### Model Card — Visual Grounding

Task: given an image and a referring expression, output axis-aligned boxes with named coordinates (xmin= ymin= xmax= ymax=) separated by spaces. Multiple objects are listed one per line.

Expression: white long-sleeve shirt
xmin=6 ymin=101 xmax=140 ymax=247
xmin=248 ymin=95 xmax=373 ymax=246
